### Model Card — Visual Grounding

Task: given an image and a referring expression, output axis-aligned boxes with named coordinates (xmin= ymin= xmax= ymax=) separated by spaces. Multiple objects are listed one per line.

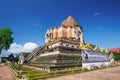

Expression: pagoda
xmin=26 ymin=16 xmax=110 ymax=71
xmin=26 ymin=16 xmax=84 ymax=71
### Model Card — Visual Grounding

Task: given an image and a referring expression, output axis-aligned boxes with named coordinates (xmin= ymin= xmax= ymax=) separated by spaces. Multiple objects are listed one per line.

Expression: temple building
xmin=45 ymin=16 xmax=84 ymax=44
xmin=44 ymin=16 xmax=85 ymax=53
xmin=26 ymin=16 xmax=110 ymax=72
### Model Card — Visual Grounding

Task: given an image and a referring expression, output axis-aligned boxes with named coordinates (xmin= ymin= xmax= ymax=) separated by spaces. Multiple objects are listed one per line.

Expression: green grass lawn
xmin=16 ymin=65 xmax=49 ymax=80
xmin=10 ymin=64 xmax=47 ymax=79
xmin=13 ymin=64 xmax=82 ymax=80
xmin=10 ymin=62 xmax=120 ymax=80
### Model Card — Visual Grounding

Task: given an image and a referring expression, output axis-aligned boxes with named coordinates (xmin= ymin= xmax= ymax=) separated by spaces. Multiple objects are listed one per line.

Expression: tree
xmin=0 ymin=27 xmax=14 ymax=63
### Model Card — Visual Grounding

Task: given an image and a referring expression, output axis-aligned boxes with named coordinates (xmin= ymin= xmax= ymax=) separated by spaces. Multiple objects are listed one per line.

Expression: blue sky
xmin=0 ymin=0 xmax=120 ymax=55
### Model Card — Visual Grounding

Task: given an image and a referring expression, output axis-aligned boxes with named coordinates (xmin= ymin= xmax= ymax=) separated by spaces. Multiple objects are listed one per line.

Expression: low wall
xmin=82 ymin=61 xmax=110 ymax=70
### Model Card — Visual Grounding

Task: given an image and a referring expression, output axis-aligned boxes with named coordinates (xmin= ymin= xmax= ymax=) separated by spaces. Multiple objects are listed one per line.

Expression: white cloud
xmin=7 ymin=43 xmax=23 ymax=53
xmin=7 ymin=42 xmax=38 ymax=54
xmin=23 ymin=42 xmax=38 ymax=52
xmin=93 ymin=13 xmax=100 ymax=16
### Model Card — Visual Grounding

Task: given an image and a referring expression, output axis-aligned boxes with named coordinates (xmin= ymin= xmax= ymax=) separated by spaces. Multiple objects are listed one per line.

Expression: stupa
xmin=45 ymin=16 xmax=84 ymax=44
xmin=26 ymin=16 xmax=110 ymax=71
xmin=26 ymin=16 xmax=84 ymax=71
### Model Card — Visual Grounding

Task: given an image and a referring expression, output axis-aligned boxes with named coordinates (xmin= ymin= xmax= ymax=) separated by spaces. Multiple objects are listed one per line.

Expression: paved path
xmin=0 ymin=63 xmax=14 ymax=80
xmin=47 ymin=66 xmax=120 ymax=80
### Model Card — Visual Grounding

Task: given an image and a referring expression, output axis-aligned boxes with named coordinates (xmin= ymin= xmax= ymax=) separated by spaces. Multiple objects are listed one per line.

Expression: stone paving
xmin=0 ymin=63 xmax=14 ymax=80
xmin=47 ymin=66 xmax=120 ymax=80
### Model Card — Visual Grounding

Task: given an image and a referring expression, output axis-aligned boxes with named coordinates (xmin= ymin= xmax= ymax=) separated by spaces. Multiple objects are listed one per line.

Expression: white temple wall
xmin=82 ymin=62 xmax=110 ymax=70
xmin=48 ymin=42 xmax=61 ymax=48
xmin=48 ymin=41 xmax=79 ymax=49
xmin=40 ymin=51 xmax=60 ymax=57
xmin=62 ymin=42 xmax=79 ymax=48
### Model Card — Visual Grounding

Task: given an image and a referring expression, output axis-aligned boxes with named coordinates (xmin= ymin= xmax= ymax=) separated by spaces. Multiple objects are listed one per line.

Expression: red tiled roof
xmin=109 ymin=48 xmax=120 ymax=52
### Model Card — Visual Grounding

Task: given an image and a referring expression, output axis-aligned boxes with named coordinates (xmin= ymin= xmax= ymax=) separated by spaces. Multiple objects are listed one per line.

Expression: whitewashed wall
xmin=82 ymin=62 xmax=110 ymax=70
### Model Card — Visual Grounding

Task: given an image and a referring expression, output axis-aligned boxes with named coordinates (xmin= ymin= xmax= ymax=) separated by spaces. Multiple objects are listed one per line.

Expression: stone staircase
xmin=26 ymin=46 xmax=43 ymax=61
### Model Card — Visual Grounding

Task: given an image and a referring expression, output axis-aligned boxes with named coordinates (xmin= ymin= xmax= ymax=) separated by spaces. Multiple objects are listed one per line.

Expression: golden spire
xmin=80 ymin=42 xmax=83 ymax=49
xmin=85 ymin=43 xmax=90 ymax=48
xmin=105 ymin=48 xmax=109 ymax=53
xmin=100 ymin=48 xmax=104 ymax=52
xmin=93 ymin=45 xmax=98 ymax=51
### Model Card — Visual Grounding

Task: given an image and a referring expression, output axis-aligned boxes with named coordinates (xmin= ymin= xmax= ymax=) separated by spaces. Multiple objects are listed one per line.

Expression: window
xmin=71 ymin=45 xmax=74 ymax=48
xmin=46 ymin=46 xmax=49 ymax=49
xmin=50 ymin=33 xmax=52 ymax=37
xmin=60 ymin=43 xmax=63 ymax=46
xmin=66 ymin=45 xmax=69 ymax=47
xmin=78 ymin=31 xmax=81 ymax=34
xmin=76 ymin=46 xmax=79 ymax=48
